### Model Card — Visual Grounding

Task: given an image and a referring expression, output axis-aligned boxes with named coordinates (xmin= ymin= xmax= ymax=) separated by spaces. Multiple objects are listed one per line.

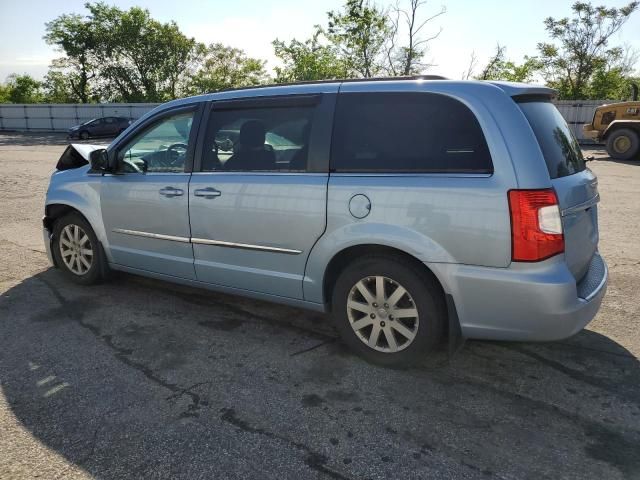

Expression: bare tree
xmin=385 ymin=0 xmax=446 ymax=76
xmin=461 ymin=50 xmax=478 ymax=80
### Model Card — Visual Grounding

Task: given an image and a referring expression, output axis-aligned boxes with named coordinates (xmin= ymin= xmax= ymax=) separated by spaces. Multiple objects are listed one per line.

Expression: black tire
xmin=606 ymin=128 xmax=639 ymax=160
xmin=52 ymin=212 xmax=107 ymax=285
xmin=331 ymin=255 xmax=445 ymax=367
xmin=79 ymin=130 xmax=90 ymax=140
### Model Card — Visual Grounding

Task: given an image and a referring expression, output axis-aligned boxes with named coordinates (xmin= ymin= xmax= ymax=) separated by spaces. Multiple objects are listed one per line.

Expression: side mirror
xmin=89 ymin=149 xmax=110 ymax=172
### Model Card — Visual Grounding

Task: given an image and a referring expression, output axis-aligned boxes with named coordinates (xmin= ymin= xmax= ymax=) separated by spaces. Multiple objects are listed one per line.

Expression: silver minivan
xmin=43 ymin=78 xmax=608 ymax=366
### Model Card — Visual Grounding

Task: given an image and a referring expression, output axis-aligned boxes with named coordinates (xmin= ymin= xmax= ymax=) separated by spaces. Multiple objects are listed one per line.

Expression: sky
xmin=0 ymin=0 xmax=639 ymax=82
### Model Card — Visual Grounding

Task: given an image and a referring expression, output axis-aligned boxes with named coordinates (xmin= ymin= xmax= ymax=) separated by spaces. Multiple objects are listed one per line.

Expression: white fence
xmin=0 ymin=99 xmax=614 ymax=143
xmin=0 ymin=103 xmax=159 ymax=132
xmin=554 ymin=99 xmax=610 ymax=143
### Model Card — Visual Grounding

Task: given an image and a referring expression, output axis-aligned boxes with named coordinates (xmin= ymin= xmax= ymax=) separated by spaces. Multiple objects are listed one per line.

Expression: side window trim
xmin=193 ymin=93 xmax=335 ymax=174
xmin=111 ymin=103 xmax=204 ymax=174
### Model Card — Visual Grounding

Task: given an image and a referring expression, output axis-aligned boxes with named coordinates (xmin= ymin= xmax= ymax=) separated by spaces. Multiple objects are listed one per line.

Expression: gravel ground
xmin=0 ymin=132 xmax=639 ymax=480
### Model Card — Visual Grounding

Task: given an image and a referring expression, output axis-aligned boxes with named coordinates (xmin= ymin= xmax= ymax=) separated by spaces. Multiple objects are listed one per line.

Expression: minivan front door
xmin=101 ymin=107 xmax=200 ymax=279
xmin=188 ymin=93 xmax=335 ymax=299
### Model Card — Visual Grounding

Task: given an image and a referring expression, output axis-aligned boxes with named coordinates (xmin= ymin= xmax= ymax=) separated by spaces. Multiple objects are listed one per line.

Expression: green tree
xmin=5 ymin=74 xmax=43 ymax=103
xmin=589 ymin=69 xmax=640 ymax=99
xmin=273 ymin=28 xmax=352 ymax=82
xmin=327 ymin=0 xmax=390 ymax=78
xmin=477 ymin=45 xmax=542 ymax=82
xmin=159 ymin=23 xmax=200 ymax=99
xmin=537 ymin=1 xmax=638 ymax=99
xmin=42 ymin=70 xmax=79 ymax=103
xmin=45 ymin=2 xmax=198 ymax=102
xmin=587 ymin=46 xmax=639 ymax=99
xmin=0 ymin=83 xmax=10 ymax=103
xmin=87 ymin=2 xmax=197 ymax=102
xmin=186 ymin=43 xmax=267 ymax=94
xmin=44 ymin=12 xmax=97 ymax=103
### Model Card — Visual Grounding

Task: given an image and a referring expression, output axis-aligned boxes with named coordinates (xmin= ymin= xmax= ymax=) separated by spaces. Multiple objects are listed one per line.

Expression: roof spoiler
xmin=489 ymin=81 xmax=557 ymax=100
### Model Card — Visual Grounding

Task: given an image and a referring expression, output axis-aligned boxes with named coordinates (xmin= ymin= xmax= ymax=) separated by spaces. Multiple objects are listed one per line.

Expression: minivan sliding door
xmin=189 ymin=92 xmax=336 ymax=299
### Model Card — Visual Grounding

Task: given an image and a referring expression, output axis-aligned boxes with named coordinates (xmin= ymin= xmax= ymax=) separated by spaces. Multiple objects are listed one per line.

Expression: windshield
xmin=518 ymin=101 xmax=586 ymax=179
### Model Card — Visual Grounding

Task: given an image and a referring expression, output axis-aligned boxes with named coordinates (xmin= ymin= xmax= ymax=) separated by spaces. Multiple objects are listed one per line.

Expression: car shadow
xmin=1 ymin=268 xmax=639 ymax=479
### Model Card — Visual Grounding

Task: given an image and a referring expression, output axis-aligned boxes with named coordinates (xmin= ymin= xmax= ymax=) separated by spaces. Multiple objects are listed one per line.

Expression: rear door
xmin=188 ymin=92 xmax=336 ymax=299
xmin=518 ymin=100 xmax=599 ymax=281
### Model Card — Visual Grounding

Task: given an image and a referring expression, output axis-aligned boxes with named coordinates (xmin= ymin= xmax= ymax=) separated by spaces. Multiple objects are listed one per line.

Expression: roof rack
xmin=212 ymin=75 xmax=448 ymax=94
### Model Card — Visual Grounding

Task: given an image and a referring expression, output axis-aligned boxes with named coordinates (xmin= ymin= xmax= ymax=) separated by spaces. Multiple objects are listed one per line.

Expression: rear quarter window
xmin=331 ymin=92 xmax=493 ymax=173
xmin=517 ymin=100 xmax=586 ymax=179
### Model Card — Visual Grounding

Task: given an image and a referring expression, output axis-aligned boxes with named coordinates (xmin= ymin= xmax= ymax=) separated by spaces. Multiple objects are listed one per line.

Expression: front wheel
xmin=331 ymin=255 xmax=445 ymax=367
xmin=79 ymin=130 xmax=90 ymax=140
xmin=606 ymin=128 xmax=639 ymax=160
xmin=52 ymin=213 xmax=107 ymax=285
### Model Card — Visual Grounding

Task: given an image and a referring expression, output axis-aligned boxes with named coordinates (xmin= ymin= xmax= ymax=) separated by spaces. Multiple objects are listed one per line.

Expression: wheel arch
xmin=44 ymin=204 xmax=83 ymax=231
xmin=44 ymin=198 xmax=111 ymax=263
xmin=321 ymin=244 xmax=447 ymax=312
xmin=45 ymin=203 xmax=96 ymax=234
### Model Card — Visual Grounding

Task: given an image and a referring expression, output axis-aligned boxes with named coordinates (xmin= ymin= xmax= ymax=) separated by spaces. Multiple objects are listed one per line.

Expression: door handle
xmin=159 ymin=186 xmax=184 ymax=197
xmin=194 ymin=187 xmax=222 ymax=199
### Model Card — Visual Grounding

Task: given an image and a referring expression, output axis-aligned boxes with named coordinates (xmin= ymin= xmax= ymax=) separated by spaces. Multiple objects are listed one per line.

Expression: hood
xmin=56 ymin=143 xmax=109 ymax=171
xmin=72 ymin=143 xmax=109 ymax=160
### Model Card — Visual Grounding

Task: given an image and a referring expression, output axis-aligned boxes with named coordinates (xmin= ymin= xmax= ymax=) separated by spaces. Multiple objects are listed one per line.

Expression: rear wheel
xmin=331 ymin=255 xmax=445 ymax=367
xmin=52 ymin=213 xmax=106 ymax=285
xmin=606 ymin=128 xmax=639 ymax=160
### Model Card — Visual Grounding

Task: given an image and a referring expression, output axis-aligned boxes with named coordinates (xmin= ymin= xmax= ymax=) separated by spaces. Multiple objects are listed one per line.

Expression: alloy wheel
xmin=59 ymin=224 xmax=93 ymax=275
xmin=346 ymin=276 xmax=419 ymax=353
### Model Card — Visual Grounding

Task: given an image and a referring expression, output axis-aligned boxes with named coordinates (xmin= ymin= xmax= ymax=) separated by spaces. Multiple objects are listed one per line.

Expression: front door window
xmin=118 ymin=112 xmax=194 ymax=174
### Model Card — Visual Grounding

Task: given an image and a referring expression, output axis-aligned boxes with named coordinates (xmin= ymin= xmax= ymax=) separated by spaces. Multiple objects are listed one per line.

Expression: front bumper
xmin=430 ymin=252 xmax=608 ymax=342
xmin=43 ymin=225 xmax=56 ymax=267
xmin=582 ymin=125 xmax=601 ymax=142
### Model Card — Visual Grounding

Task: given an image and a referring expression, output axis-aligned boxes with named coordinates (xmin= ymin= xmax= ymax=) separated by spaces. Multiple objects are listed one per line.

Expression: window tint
xmin=331 ymin=92 xmax=493 ymax=173
xmin=517 ymin=101 xmax=585 ymax=179
xmin=118 ymin=111 xmax=194 ymax=174
xmin=202 ymin=106 xmax=313 ymax=172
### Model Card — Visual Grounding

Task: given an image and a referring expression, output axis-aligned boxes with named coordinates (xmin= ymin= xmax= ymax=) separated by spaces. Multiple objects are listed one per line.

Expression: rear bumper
xmin=429 ymin=252 xmax=608 ymax=341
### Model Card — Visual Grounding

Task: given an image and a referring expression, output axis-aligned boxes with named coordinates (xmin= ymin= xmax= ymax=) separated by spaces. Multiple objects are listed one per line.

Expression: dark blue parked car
xmin=68 ymin=116 xmax=131 ymax=140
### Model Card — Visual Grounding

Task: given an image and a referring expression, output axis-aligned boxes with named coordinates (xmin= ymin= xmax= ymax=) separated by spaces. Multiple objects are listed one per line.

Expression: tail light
xmin=508 ymin=189 xmax=564 ymax=262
